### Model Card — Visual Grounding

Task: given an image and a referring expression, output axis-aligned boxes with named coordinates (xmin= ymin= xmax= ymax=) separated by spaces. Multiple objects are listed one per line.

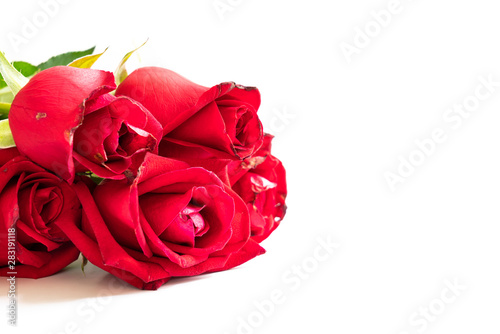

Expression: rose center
xmin=235 ymin=108 xmax=252 ymax=145
xmin=116 ymin=123 xmax=156 ymax=157
xmin=160 ymin=203 xmax=209 ymax=247
xmin=18 ymin=182 xmax=65 ymax=241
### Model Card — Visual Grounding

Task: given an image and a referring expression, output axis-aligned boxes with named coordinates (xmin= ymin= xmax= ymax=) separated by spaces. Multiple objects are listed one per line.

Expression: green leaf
xmin=115 ymin=40 xmax=148 ymax=86
xmin=0 ymin=61 xmax=39 ymax=89
xmin=0 ymin=102 xmax=10 ymax=119
xmin=69 ymin=47 xmax=108 ymax=69
xmin=0 ymin=119 xmax=15 ymax=148
xmin=0 ymin=52 xmax=29 ymax=95
xmin=89 ymin=173 xmax=104 ymax=185
xmin=11 ymin=61 xmax=39 ymax=77
xmin=38 ymin=46 xmax=96 ymax=71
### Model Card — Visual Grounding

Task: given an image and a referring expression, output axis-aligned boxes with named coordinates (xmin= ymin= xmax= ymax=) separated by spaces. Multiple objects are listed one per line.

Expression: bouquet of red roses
xmin=0 ymin=46 xmax=287 ymax=290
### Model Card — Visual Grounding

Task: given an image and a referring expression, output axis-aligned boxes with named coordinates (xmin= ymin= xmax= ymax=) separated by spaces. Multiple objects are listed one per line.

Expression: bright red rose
xmin=228 ymin=134 xmax=287 ymax=243
xmin=116 ymin=67 xmax=264 ymax=160
xmin=0 ymin=148 xmax=81 ymax=278
xmin=9 ymin=66 xmax=163 ymax=183
xmin=57 ymin=153 xmax=265 ymax=290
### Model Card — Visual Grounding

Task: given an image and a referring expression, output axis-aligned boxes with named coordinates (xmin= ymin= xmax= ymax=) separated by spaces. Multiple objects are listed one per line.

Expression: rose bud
xmin=116 ymin=67 xmax=263 ymax=160
xmin=57 ymin=153 xmax=265 ymax=290
xmin=9 ymin=66 xmax=163 ymax=183
xmin=228 ymin=134 xmax=287 ymax=242
xmin=0 ymin=148 xmax=82 ymax=278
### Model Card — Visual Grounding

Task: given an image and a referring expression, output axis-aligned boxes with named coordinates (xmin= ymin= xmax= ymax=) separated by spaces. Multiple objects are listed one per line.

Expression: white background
xmin=1 ymin=0 xmax=500 ymax=333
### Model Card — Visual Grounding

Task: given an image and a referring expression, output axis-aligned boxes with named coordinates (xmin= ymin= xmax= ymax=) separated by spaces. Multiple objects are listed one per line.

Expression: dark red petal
xmin=140 ymin=192 xmax=192 ymax=236
xmin=56 ymin=182 xmax=171 ymax=288
xmin=0 ymin=148 xmax=20 ymax=166
xmin=167 ymin=101 xmax=234 ymax=155
xmin=207 ymin=239 xmax=265 ymax=274
xmin=211 ymin=185 xmax=252 ymax=257
xmin=139 ymin=208 xmax=210 ymax=268
xmin=116 ymin=67 xmax=208 ymax=135
xmin=0 ymin=244 xmax=79 ymax=279
xmin=93 ymin=179 xmax=152 ymax=258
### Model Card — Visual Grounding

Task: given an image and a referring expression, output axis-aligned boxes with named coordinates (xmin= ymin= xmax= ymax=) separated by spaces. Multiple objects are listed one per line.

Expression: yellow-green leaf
xmin=0 ymin=52 xmax=29 ymax=96
xmin=0 ymin=119 xmax=15 ymax=148
xmin=114 ymin=39 xmax=148 ymax=86
xmin=69 ymin=47 xmax=109 ymax=69
xmin=38 ymin=46 xmax=96 ymax=70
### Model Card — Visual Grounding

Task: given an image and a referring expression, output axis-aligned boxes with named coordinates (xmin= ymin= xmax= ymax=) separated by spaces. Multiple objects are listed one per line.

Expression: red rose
xmin=57 ymin=153 xmax=265 ymax=290
xmin=9 ymin=66 xmax=163 ymax=183
xmin=228 ymin=134 xmax=287 ymax=242
xmin=116 ymin=67 xmax=264 ymax=160
xmin=0 ymin=148 xmax=81 ymax=278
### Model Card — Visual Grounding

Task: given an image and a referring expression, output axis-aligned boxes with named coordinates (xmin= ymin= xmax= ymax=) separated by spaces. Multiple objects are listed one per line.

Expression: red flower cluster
xmin=0 ymin=66 xmax=287 ymax=289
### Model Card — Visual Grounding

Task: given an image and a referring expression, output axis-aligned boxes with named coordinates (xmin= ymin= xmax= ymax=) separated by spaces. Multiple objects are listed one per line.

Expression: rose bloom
xmin=0 ymin=148 xmax=81 ymax=278
xmin=158 ymin=134 xmax=288 ymax=243
xmin=116 ymin=67 xmax=263 ymax=160
xmin=9 ymin=66 xmax=163 ymax=183
xmin=58 ymin=153 xmax=265 ymax=290
xmin=224 ymin=134 xmax=287 ymax=242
